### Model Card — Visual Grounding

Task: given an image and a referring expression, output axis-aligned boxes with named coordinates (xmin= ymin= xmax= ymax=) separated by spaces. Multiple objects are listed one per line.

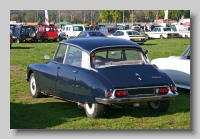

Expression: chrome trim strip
xmin=110 ymin=86 xmax=170 ymax=99
xmin=96 ymin=91 xmax=178 ymax=104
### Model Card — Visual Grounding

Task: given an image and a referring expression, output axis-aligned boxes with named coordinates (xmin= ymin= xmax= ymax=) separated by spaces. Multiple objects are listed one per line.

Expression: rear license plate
xmin=128 ymin=88 xmax=155 ymax=96
xmin=26 ymin=38 xmax=32 ymax=40
xmin=134 ymin=38 xmax=141 ymax=41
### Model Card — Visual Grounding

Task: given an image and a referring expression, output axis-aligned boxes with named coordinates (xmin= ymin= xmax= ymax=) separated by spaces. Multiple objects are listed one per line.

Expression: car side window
xmin=54 ymin=44 xmax=67 ymax=63
xmin=113 ymin=31 xmax=120 ymax=36
xmin=153 ymin=27 xmax=158 ymax=32
xmin=158 ymin=28 xmax=161 ymax=32
xmin=78 ymin=32 xmax=83 ymax=37
xmin=119 ymin=31 xmax=124 ymax=36
xmin=64 ymin=45 xmax=82 ymax=67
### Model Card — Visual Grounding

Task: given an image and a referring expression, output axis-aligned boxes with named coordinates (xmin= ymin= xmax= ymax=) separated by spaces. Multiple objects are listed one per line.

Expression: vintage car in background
xmin=151 ymin=45 xmax=190 ymax=90
xmin=77 ymin=30 xmax=106 ymax=38
xmin=108 ymin=30 xmax=146 ymax=45
xmin=145 ymin=27 xmax=180 ymax=39
xmin=99 ymin=26 xmax=119 ymax=36
xmin=25 ymin=37 xmax=178 ymax=118
xmin=171 ymin=24 xmax=190 ymax=38
xmin=36 ymin=24 xmax=58 ymax=42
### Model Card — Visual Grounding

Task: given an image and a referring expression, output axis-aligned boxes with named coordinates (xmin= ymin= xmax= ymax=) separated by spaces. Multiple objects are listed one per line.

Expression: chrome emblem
xmin=138 ymin=77 xmax=142 ymax=81
xmin=135 ymin=73 xmax=140 ymax=76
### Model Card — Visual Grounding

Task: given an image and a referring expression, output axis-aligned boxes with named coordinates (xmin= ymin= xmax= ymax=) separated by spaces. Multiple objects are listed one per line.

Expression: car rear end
xmin=127 ymin=31 xmax=146 ymax=44
xmin=70 ymin=25 xmax=85 ymax=38
xmin=43 ymin=26 xmax=58 ymax=41
xmin=19 ymin=26 xmax=37 ymax=42
xmin=90 ymin=47 xmax=178 ymax=107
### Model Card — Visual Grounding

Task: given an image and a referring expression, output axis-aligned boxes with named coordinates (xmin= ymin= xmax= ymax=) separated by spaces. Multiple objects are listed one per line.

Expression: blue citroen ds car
xmin=25 ymin=37 xmax=178 ymax=118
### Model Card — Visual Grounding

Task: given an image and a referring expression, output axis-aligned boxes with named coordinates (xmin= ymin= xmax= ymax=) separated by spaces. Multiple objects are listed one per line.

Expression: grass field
xmin=10 ymin=38 xmax=190 ymax=129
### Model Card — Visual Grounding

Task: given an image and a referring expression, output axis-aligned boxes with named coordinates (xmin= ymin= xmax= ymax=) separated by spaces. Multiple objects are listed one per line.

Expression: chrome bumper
xmin=96 ymin=92 xmax=178 ymax=104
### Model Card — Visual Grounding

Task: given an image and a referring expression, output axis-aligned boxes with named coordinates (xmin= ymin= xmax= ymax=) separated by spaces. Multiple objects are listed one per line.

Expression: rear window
xmin=126 ymin=31 xmax=141 ymax=35
xmin=163 ymin=27 xmax=172 ymax=31
xmin=73 ymin=26 xmax=83 ymax=31
xmin=21 ymin=26 xmax=36 ymax=32
xmin=88 ymin=32 xmax=105 ymax=37
xmin=91 ymin=48 xmax=147 ymax=68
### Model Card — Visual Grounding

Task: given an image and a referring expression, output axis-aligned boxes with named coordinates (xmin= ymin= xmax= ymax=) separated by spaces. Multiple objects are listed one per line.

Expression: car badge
xmin=138 ymin=77 xmax=142 ymax=81
xmin=135 ymin=73 xmax=140 ymax=76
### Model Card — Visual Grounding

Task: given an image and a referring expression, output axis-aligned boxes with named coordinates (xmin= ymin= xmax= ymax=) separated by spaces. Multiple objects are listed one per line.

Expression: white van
xmin=59 ymin=24 xmax=85 ymax=40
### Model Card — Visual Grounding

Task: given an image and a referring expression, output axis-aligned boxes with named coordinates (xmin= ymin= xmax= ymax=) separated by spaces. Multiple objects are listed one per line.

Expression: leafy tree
xmin=10 ymin=14 xmax=19 ymax=21
xmin=129 ymin=13 xmax=138 ymax=22
xmin=99 ymin=10 xmax=112 ymax=22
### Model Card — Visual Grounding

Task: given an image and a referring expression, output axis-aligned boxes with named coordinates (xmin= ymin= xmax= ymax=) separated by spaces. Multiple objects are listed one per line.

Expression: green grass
xmin=10 ymin=38 xmax=190 ymax=129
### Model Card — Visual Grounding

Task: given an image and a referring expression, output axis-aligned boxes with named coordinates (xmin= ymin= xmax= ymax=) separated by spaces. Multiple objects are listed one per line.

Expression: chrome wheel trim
xmin=149 ymin=101 xmax=160 ymax=109
xmin=85 ymin=103 xmax=95 ymax=114
xmin=30 ymin=76 xmax=36 ymax=95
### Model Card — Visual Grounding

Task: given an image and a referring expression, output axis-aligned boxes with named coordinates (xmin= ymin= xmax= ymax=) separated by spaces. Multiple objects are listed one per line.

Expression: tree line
xmin=10 ymin=10 xmax=190 ymax=25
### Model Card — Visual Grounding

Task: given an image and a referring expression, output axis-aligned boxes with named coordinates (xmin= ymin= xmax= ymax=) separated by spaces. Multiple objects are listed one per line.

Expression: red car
xmin=10 ymin=34 xmax=12 ymax=48
xmin=36 ymin=25 xmax=58 ymax=42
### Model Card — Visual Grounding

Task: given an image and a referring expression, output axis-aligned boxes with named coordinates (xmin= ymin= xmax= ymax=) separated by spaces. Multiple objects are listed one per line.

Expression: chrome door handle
xmin=72 ymin=70 xmax=78 ymax=73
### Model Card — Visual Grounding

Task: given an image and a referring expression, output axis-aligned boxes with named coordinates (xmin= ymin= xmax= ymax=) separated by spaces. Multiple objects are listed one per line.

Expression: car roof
xmin=60 ymin=37 xmax=142 ymax=54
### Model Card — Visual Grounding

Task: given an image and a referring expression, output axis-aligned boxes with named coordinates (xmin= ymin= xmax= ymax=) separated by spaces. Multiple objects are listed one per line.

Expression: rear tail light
xmin=155 ymin=87 xmax=169 ymax=94
xmin=171 ymin=86 xmax=177 ymax=91
xmin=115 ymin=90 xmax=127 ymax=97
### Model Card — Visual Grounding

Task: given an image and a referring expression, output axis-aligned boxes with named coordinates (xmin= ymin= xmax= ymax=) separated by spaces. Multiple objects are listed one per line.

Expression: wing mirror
xmin=44 ymin=54 xmax=50 ymax=60
xmin=143 ymin=48 xmax=148 ymax=54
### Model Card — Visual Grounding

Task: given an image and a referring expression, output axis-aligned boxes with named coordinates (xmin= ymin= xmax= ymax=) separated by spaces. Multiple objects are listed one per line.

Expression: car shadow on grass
xmin=10 ymin=46 xmax=34 ymax=49
xmin=10 ymin=101 xmax=86 ymax=129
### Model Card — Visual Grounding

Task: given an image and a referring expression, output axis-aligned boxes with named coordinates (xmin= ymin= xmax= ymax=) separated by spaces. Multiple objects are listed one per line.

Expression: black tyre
xmin=148 ymin=100 xmax=170 ymax=113
xmin=84 ymin=103 xmax=105 ymax=118
xmin=17 ymin=39 xmax=20 ymax=43
xmin=160 ymin=35 xmax=163 ymax=39
xmin=59 ymin=36 xmax=62 ymax=41
xmin=29 ymin=73 xmax=43 ymax=98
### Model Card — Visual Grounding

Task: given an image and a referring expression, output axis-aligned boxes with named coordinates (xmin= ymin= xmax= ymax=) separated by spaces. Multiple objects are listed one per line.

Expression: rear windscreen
xmin=73 ymin=26 xmax=83 ymax=31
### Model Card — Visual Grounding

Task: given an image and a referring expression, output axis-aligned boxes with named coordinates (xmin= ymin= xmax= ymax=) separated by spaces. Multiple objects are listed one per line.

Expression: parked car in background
xmin=59 ymin=24 xmax=85 ymax=41
xmin=171 ymin=24 xmax=190 ymax=38
xmin=145 ymin=27 xmax=180 ymax=39
xmin=99 ymin=26 xmax=119 ymax=36
xmin=131 ymin=25 xmax=141 ymax=32
xmin=25 ymin=37 xmax=178 ymax=118
xmin=77 ymin=30 xmax=106 ymax=38
xmin=108 ymin=30 xmax=146 ymax=44
xmin=12 ymin=25 xmax=38 ymax=43
xmin=85 ymin=26 xmax=93 ymax=31
xmin=116 ymin=25 xmax=129 ymax=30
xmin=36 ymin=25 xmax=58 ymax=42
xmin=151 ymin=45 xmax=190 ymax=90
xmin=10 ymin=24 xmax=18 ymax=42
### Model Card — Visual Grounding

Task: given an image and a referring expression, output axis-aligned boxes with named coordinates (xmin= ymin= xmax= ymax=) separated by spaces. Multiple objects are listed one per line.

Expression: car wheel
xmin=160 ymin=35 xmax=163 ymax=39
xmin=17 ymin=39 xmax=20 ymax=43
xmin=29 ymin=73 xmax=43 ymax=98
xmin=84 ymin=103 xmax=105 ymax=118
xmin=185 ymin=35 xmax=188 ymax=38
xmin=148 ymin=100 xmax=170 ymax=113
